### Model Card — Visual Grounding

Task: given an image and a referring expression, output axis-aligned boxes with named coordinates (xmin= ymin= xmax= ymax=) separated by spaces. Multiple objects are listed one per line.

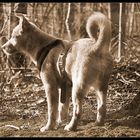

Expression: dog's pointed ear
xmin=15 ymin=13 xmax=30 ymax=30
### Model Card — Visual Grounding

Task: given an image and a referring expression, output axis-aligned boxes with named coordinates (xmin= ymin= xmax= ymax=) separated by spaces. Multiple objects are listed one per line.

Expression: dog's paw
xmin=40 ymin=126 xmax=48 ymax=132
xmin=64 ymin=123 xmax=76 ymax=131
xmin=40 ymin=124 xmax=56 ymax=132
xmin=64 ymin=124 xmax=72 ymax=131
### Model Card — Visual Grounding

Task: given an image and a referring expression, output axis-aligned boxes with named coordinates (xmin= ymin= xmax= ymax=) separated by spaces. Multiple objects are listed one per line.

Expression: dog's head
xmin=1 ymin=15 xmax=34 ymax=54
xmin=1 ymin=14 xmax=52 ymax=64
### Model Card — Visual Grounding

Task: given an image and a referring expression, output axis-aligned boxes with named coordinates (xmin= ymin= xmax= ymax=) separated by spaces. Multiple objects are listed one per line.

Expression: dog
xmin=1 ymin=12 xmax=113 ymax=131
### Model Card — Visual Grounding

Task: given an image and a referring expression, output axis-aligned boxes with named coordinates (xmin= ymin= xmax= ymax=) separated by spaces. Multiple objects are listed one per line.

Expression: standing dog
xmin=2 ymin=12 xmax=113 ymax=131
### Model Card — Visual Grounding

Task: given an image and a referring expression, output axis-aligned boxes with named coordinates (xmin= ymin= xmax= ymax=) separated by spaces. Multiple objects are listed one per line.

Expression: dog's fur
xmin=2 ymin=12 xmax=113 ymax=131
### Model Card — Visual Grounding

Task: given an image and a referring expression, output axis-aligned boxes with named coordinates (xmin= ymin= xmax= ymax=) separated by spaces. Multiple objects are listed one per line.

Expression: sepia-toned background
xmin=0 ymin=3 xmax=140 ymax=137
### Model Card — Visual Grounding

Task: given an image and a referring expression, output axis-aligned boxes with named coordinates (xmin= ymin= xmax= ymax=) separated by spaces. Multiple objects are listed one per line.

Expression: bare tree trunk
xmin=57 ymin=3 xmax=63 ymax=38
xmin=76 ymin=3 xmax=81 ymax=39
xmin=52 ymin=4 xmax=55 ymax=35
xmin=65 ymin=3 xmax=72 ymax=41
xmin=0 ymin=3 xmax=4 ymax=31
xmin=31 ymin=3 xmax=36 ymax=22
xmin=0 ymin=3 xmax=5 ymax=36
xmin=59 ymin=3 xmax=64 ymax=38
xmin=110 ymin=3 xmax=120 ymax=40
xmin=61 ymin=3 xmax=66 ymax=39
xmin=129 ymin=3 xmax=135 ymax=36
xmin=108 ymin=3 xmax=111 ymax=20
xmin=7 ymin=3 xmax=12 ymax=39
xmin=121 ymin=3 xmax=126 ymax=56
xmin=109 ymin=3 xmax=126 ymax=60
xmin=118 ymin=3 xmax=122 ymax=61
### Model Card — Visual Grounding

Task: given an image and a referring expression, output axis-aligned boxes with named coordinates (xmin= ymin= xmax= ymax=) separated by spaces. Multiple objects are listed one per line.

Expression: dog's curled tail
xmin=86 ymin=12 xmax=111 ymax=52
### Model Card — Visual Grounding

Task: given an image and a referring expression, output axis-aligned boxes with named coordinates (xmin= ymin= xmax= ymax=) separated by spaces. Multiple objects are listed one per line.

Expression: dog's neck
xmin=25 ymin=33 xmax=59 ymax=66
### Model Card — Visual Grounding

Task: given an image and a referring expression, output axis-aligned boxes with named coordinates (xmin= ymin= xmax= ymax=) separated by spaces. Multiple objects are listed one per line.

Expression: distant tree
xmin=109 ymin=3 xmax=126 ymax=61
xmin=0 ymin=3 xmax=4 ymax=36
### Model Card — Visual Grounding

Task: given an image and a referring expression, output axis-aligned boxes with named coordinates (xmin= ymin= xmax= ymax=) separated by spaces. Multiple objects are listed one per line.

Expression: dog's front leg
xmin=64 ymin=85 xmax=83 ymax=131
xmin=40 ymin=81 xmax=59 ymax=132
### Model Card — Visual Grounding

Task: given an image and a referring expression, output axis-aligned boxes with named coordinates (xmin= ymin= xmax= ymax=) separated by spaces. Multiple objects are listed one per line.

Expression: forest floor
xmin=0 ymin=59 xmax=140 ymax=137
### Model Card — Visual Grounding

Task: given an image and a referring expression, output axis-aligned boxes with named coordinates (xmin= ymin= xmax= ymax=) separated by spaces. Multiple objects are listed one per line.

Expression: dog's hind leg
xmin=95 ymin=90 xmax=107 ymax=126
xmin=64 ymin=83 xmax=84 ymax=131
xmin=95 ymin=66 xmax=112 ymax=126
xmin=40 ymin=81 xmax=59 ymax=132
